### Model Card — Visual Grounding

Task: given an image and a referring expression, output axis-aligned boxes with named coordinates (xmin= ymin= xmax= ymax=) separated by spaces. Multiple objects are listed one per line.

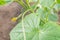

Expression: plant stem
xmin=50 ymin=2 xmax=56 ymax=9
xmin=45 ymin=2 xmax=56 ymax=22
xmin=22 ymin=9 xmax=32 ymax=16
xmin=14 ymin=0 xmax=27 ymax=9
xmin=22 ymin=14 xmax=26 ymax=40
xmin=34 ymin=0 xmax=40 ymax=11
xmin=17 ymin=9 xmax=33 ymax=20
xmin=21 ymin=9 xmax=33 ymax=40
xmin=26 ymin=0 xmax=31 ymax=8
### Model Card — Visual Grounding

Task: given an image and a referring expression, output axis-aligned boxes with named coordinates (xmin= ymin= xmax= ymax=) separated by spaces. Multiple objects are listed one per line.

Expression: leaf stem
xmin=34 ymin=0 xmax=40 ymax=11
xmin=22 ymin=14 xmax=26 ymax=40
xmin=50 ymin=2 xmax=56 ymax=9
xmin=21 ymin=9 xmax=33 ymax=40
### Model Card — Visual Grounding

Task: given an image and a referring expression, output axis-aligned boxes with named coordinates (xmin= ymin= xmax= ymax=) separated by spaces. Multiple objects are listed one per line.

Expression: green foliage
xmin=10 ymin=13 xmax=60 ymax=40
xmin=39 ymin=22 xmax=60 ymax=40
xmin=40 ymin=0 xmax=55 ymax=8
xmin=56 ymin=0 xmax=60 ymax=4
xmin=0 ymin=0 xmax=12 ymax=5
xmin=10 ymin=13 xmax=40 ymax=40
xmin=9 ymin=0 xmax=60 ymax=40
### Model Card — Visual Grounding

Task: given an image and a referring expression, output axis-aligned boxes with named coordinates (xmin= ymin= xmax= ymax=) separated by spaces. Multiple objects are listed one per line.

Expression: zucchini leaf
xmin=10 ymin=13 xmax=40 ymax=40
xmin=10 ymin=13 xmax=60 ymax=40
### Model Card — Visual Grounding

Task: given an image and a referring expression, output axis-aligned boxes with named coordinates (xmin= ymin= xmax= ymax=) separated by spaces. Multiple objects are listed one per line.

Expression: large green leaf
xmin=39 ymin=22 xmax=60 ymax=40
xmin=10 ymin=13 xmax=60 ymax=40
xmin=10 ymin=13 xmax=40 ymax=40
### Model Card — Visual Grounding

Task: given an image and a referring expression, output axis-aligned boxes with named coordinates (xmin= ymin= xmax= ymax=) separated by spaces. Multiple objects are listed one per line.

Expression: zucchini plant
xmin=0 ymin=0 xmax=60 ymax=40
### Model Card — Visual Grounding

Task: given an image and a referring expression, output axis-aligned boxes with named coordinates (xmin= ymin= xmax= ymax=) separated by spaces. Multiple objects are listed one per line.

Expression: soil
xmin=0 ymin=2 xmax=22 ymax=40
